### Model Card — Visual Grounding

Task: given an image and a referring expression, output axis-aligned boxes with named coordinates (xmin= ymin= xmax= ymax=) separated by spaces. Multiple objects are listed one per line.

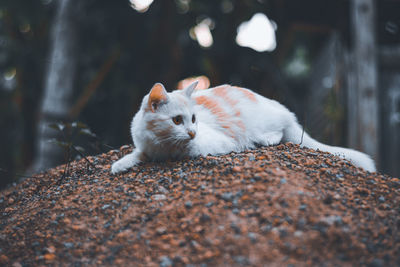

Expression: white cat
xmin=111 ymin=81 xmax=376 ymax=173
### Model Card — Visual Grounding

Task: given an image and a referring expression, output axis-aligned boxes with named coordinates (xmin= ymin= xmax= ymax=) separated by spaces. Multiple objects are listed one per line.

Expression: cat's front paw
xmin=110 ymin=151 xmax=141 ymax=174
xmin=111 ymin=160 xmax=128 ymax=174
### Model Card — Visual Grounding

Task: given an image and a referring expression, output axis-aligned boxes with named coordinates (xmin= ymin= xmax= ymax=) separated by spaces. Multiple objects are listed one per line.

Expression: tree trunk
xmin=349 ymin=0 xmax=379 ymax=163
xmin=32 ymin=0 xmax=77 ymax=171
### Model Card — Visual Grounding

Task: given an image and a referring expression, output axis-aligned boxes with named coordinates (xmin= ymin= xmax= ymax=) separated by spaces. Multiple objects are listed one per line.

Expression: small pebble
xmin=299 ymin=204 xmax=307 ymax=211
xmin=63 ymin=242 xmax=74 ymax=249
xmin=184 ymin=201 xmax=193 ymax=209
xmin=101 ymin=204 xmax=111 ymax=210
xmin=152 ymin=194 xmax=167 ymax=201
xmin=205 ymin=201 xmax=214 ymax=207
xmin=233 ymin=255 xmax=250 ymax=265
xmin=156 ymin=227 xmax=167 ymax=235
xmin=232 ymin=166 xmax=242 ymax=172
xmin=220 ymin=192 xmax=233 ymax=202
xmin=248 ymin=232 xmax=257 ymax=243
xmin=323 ymin=194 xmax=333 ymax=205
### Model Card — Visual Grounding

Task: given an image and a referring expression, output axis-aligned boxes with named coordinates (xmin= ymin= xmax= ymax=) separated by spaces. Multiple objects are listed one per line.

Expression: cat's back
xmin=193 ymin=84 xmax=257 ymax=102
xmin=193 ymin=84 xmax=256 ymax=113
xmin=191 ymin=84 xmax=285 ymax=118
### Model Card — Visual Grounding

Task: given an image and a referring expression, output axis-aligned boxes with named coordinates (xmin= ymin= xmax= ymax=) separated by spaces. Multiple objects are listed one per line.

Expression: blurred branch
xmin=69 ymin=48 xmax=120 ymax=118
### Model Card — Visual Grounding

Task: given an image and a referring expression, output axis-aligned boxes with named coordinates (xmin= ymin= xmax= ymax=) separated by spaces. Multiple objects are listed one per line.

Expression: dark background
xmin=0 ymin=0 xmax=399 ymax=188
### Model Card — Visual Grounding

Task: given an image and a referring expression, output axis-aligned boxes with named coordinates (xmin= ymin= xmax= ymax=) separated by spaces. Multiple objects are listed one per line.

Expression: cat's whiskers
xmin=155 ymin=134 xmax=188 ymax=147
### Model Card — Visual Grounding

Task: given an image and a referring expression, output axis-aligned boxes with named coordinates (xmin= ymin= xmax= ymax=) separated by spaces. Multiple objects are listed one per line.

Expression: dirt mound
xmin=0 ymin=143 xmax=399 ymax=266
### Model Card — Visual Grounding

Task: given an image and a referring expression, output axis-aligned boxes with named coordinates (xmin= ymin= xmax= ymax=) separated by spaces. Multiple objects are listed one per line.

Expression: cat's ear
xmin=183 ymin=81 xmax=198 ymax=98
xmin=148 ymin=83 xmax=168 ymax=112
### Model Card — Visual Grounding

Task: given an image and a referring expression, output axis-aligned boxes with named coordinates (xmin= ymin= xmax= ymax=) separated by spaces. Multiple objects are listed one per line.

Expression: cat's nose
xmin=188 ymin=131 xmax=196 ymax=139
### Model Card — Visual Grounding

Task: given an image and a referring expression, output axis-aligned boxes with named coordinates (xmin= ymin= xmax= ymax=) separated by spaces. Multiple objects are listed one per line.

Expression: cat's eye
xmin=192 ymin=114 xmax=196 ymax=123
xmin=172 ymin=115 xmax=183 ymax=125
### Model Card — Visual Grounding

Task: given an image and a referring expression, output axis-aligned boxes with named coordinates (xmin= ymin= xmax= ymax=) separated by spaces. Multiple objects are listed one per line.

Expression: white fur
xmin=111 ymin=83 xmax=376 ymax=173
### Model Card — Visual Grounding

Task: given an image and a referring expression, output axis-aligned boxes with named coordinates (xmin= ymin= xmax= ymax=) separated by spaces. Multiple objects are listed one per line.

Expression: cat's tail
xmin=282 ymin=119 xmax=376 ymax=172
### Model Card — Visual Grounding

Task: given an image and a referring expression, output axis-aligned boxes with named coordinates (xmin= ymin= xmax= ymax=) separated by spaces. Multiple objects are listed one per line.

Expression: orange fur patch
xmin=195 ymin=96 xmax=226 ymax=118
xmin=234 ymin=86 xmax=257 ymax=102
xmin=148 ymin=83 xmax=168 ymax=112
xmin=213 ymin=86 xmax=245 ymax=133
xmin=213 ymin=85 xmax=239 ymax=107
xmin=195 ymin=95 xmax=239 ymax=139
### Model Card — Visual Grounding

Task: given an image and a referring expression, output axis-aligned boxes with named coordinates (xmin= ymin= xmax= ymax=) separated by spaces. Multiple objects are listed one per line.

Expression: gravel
xmin=0 ymin=143 xmax=399 ymax=266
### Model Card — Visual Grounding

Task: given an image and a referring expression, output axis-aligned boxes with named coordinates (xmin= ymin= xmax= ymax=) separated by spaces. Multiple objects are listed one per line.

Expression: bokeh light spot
xmin=236 ymin=13 xmax=277 ymax=52
xmin=130 ymin=0 xmax=154 ymax=13
xmin=190 ymin=18 xmax=214 ymax=48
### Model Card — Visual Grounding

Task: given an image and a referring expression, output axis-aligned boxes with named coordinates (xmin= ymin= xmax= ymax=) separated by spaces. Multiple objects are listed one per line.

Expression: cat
xmin=111 ymin=81 xmax=376 ymax=173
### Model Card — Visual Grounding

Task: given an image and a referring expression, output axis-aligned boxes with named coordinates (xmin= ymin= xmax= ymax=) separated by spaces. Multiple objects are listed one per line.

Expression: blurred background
xmin=0 ymin=0 xmax=399 ymax=188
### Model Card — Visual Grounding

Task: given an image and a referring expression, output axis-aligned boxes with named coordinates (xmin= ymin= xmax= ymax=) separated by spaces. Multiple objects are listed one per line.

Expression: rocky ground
xmin=0 ymin=143 xmax=399 ymax=266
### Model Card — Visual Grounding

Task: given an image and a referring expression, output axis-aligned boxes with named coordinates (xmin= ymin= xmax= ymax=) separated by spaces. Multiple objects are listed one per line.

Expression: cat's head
xmin=141 ymin=81 xmax=198 ymax=146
